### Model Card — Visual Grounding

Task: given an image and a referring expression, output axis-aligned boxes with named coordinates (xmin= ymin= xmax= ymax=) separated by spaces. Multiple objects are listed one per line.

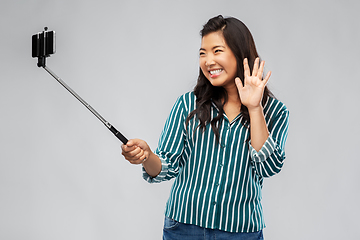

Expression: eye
xmin=214 ymin=49 xmax=223 ymax=53
xmin=199 ymin=52 xmax=206 ymax=56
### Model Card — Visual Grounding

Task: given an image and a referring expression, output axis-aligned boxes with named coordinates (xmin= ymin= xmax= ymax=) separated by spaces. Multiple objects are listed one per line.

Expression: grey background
xmin=1 ymin=0 xmax=359 ymax=239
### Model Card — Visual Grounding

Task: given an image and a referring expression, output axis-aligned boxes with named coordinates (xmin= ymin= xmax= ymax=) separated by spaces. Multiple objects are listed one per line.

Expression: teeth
xmin=210 ymin=69 xmax=222 ymax=75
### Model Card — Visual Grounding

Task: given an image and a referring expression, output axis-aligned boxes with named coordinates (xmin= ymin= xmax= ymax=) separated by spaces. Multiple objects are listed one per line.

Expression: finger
xmin=262 ymin=71 xmax=271 ymax=86
xmin=127 ymin=138 xmax=148 ymax=150
xmin=134 ymin=148 xmax=144 ymax=159
xmin=122 ymin=144 xmax=136 ymax=153
xmin=243 ymin=58 xmax=250 ymax=77
xmin=122 ymin=138 xmax=143 ymax=152
xmin=122 ymin=147 xmax=141 ymax=161
xmin=125 ymin=139 xmax=136 ymax=147
xmin=235 ymin=77 xmax=243 ymax=89
xmin=127 ymin=149 xmax=146 ymax=163
xmin=129 ymin=154 xmax=147 ymax=165
xmin=127 ymin=147 xmax=143 ymax=158
xmin=258 ymin=60 xmax=265 ymax=78
xmin=252 ymin=57 xmax=259 ymax=76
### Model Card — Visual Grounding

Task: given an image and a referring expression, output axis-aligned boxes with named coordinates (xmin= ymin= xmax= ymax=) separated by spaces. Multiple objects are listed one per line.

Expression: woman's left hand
xmin=235 ymin=57 xmax=271 ymax=110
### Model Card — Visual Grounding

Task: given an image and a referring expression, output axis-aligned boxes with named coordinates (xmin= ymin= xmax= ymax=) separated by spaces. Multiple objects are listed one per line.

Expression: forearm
xmin=249 ymin=106 xmax=269 ymax=151
xmin=143 ymin=151 xmax=162 ymax=177
xmin=248 ymin=100 xmax=289 ymax=178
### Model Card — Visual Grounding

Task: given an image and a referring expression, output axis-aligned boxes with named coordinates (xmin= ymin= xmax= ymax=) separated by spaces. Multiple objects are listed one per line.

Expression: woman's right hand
xmin=121 ymin=139 xmax=151 ymax=165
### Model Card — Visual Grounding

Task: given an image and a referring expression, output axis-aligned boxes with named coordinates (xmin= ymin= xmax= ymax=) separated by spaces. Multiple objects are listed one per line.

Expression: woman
xmin=122 ymin=15 xmax=289 ymax=240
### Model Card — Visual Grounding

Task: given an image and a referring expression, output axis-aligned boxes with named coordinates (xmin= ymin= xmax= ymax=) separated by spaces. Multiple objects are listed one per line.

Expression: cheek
xmin=199 ymin=60 xmax=208 ymax=75
xmin=230 ymin=62 xmax=238 ymax=76
xmin=225 ymin=58 xmax=238 ymax=77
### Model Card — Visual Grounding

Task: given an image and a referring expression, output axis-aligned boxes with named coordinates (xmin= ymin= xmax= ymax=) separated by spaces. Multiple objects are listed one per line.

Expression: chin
xmin=208 ymin=77 xmax=228 ymax=87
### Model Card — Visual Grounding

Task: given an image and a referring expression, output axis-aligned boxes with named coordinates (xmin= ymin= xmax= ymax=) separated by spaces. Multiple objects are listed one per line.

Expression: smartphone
xmin=32 ymin=30 xmax=56 ymax=58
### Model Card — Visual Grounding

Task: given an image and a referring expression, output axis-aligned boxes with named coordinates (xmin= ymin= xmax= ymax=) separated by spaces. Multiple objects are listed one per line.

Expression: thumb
xmin=126 ymin=138 xmax=147 ymax=149
xmin=125 ymin=139 xmax=136 ymax=147
xmin=122 ymin=139 xmax=141 ymax=152
xmin=235 ymin=77 xmax=243 ymax=89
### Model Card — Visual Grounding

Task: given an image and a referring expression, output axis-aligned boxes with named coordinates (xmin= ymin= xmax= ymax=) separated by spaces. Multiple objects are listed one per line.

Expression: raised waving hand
xmin=235 ymin=58 xmax=271 ymax=110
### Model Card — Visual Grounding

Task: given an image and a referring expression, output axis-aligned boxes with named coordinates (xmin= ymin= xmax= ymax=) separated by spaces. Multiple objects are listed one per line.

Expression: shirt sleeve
xmin=249 ymin=103 xmax=289 ymax=178
xmin=142 ymin=95 xmax=187 ymax=183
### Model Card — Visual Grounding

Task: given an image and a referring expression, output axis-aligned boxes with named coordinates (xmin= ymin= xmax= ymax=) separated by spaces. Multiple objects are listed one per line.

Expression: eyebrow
xmin=199 ymin=45 xmax=225 ymax=51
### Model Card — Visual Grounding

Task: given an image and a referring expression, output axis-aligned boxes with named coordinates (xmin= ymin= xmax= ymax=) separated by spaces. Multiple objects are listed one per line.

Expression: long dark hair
xmin=186 ymin=15 xmax=274 ymax=142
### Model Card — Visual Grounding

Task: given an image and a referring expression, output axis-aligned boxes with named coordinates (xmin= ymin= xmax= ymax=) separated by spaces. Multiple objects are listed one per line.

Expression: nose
xmin=205 ymin=54 xmax=215 ymax=67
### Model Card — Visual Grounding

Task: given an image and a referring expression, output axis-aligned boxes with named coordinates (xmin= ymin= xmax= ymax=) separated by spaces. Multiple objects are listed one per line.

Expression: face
xmin=199 ymin=31 xmax=238 ymax=89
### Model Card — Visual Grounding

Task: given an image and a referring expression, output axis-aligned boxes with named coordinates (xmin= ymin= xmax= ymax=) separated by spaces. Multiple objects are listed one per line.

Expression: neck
xmin=223 ymin=82 xmax=241 ymax=105
xmin=222 ymin=84 xmax=242 ymax=122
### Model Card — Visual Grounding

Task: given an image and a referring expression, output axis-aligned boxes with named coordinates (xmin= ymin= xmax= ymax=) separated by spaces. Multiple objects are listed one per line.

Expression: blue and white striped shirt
xmin=143 ymin=91 xmax=289 ymax=233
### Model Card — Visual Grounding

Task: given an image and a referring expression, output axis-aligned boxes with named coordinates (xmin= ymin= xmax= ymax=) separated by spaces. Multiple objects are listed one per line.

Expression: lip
xmin=208 ymin=68 xmax=223 ymax=78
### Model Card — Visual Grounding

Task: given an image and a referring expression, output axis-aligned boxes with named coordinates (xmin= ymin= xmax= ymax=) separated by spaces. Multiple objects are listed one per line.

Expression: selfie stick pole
xmin=40 ymin=66 xmax=128 ymax=144
xmin=33 ymin=27 xmax=128 ymax=144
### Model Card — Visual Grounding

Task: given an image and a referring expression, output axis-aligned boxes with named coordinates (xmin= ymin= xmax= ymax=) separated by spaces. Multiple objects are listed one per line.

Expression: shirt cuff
xmin=142 ymin=155 xmax=169 ymax=183
xmin=249 ymin=136 xmax=276 ymax=163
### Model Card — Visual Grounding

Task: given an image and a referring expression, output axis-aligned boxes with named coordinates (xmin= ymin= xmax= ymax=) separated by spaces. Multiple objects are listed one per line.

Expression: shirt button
xmin=215 ymin=183 xmax=220 ymax=187
xmin=212 ymin=201 xmax=217 ymax=205
xmin=219 ymin=163 xmax=223 ymax=167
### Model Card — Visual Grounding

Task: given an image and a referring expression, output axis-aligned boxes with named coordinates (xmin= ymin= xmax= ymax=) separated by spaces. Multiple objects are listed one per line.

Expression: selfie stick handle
xmin=42 ymin=66 xmax=128 ymax=144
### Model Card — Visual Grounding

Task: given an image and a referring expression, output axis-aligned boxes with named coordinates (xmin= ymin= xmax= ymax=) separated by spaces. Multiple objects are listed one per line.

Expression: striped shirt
xmin=143 ymin=91 xmax=289 ymax=233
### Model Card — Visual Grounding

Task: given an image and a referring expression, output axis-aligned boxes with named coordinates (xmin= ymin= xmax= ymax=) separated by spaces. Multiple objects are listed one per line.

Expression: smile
xmin=209 ymin=69 xmax=223 ymax=77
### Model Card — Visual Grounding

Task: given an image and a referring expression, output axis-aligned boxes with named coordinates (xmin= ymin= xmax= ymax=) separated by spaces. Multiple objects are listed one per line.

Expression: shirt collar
xmin=211 ymin=99 xmax=243 ymax=124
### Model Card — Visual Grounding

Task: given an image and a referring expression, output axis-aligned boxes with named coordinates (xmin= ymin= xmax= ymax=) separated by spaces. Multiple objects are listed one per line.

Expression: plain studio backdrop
xmin=1 ymin=0 xmax=359 ymax=239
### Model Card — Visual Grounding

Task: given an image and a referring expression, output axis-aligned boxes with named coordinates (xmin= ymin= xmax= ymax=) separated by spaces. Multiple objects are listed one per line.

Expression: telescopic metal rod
xmin=42 ymin=65 xmax=128 ymax=144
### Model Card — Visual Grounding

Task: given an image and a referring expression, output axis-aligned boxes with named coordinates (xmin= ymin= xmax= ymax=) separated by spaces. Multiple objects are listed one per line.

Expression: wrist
xmin=142 ymin=151 xmax=162 ymax=177
xmin=142 ymin=150 xmax=154 ymax=165
xmin=247 ymin=105 xmax=263 ymax=115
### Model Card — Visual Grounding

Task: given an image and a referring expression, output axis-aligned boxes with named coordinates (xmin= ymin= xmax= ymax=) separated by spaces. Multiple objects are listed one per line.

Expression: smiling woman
xmin=199 ymin=31 xmax=238 ymax=89
xmin=121 ymin=15 xmax=289 ymax=240
xmin=190 ymin=15 xmax=275 ymax=142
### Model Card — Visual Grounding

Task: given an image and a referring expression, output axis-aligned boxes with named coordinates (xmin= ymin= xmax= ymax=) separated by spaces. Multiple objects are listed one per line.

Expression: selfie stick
xmin=32 ymin=27 xmax=128 ymax=144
